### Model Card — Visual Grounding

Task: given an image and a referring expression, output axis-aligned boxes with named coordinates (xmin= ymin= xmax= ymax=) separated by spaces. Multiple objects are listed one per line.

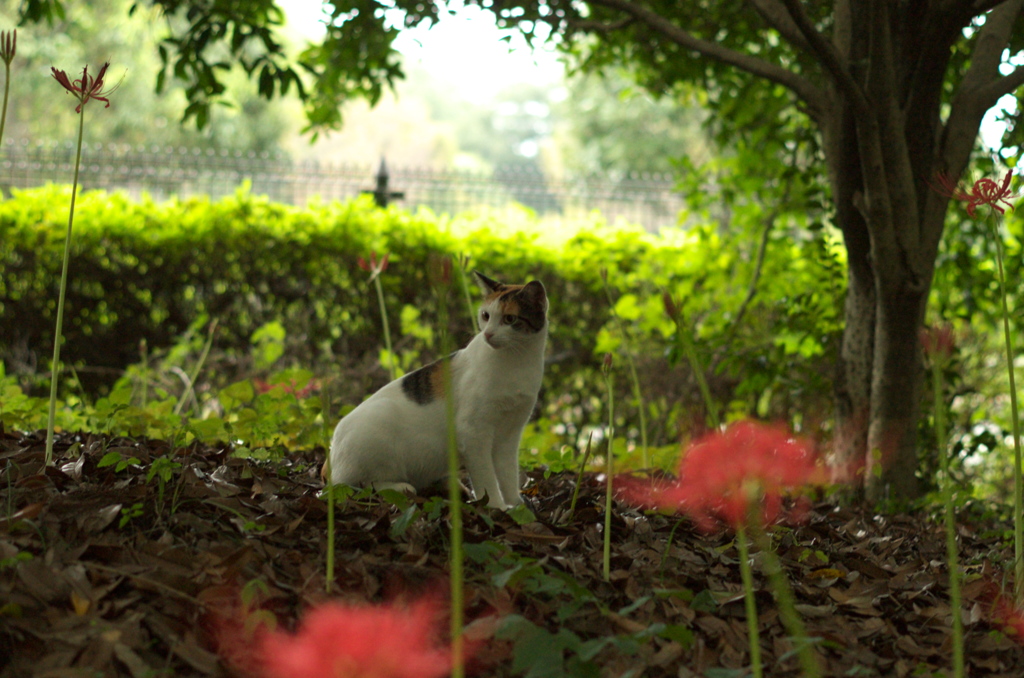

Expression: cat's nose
xmin=484 ymin=331 xmax=494 ymax=341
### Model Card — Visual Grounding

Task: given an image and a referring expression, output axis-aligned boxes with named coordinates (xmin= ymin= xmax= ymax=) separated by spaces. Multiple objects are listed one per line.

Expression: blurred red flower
xmin=931 ymin=169 xmax=1018 ymax=217
xmin=257 ymin=598 xmax=452 ymax=678
xmin=358 ymin=251 xmax=389 ymax=275
xmin=253 ymin=377 xmax=320 ymax=398
xmin=51 ymin=62 xmax=118 ymax=113
xmin=620 ymin=420 xmax=821 ymax=531
xmin=920 ymin=324 xmax=956 ymax=361
xmin=992 ymin=594 xmax=1024 ymax=646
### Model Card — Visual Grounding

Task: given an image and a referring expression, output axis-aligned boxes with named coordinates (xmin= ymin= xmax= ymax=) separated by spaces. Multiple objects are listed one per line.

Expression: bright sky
xmin=284 ymin=1 xmax=563 ymax=104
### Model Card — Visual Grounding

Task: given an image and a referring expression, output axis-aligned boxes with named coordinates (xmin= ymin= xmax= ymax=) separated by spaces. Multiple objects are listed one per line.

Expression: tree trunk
xmin=834 ymin=258 xmax=874 ymax=489
xmin=825 ymin=100 xmax=874 ymax=494
xmin=864 ymin=276 xmax=928 ymax=502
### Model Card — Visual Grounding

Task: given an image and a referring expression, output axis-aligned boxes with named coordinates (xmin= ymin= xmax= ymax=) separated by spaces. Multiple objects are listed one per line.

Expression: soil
xmin=2 ymin=425 xmax=1023 ymax=677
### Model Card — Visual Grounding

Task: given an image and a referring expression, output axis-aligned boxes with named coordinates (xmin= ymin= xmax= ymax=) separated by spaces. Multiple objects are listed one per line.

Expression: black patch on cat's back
xmin=401 ymin=365 xmax=436 ymax=404
xmin=400 ymin=352 xmax=458 ymax=404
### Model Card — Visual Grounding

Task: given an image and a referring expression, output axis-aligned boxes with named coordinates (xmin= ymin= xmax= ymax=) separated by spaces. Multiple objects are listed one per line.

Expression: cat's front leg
xmin=459 ymin=432 xmax=507 ymax=508
xmin=493 ymin=433 xmax=524 ymax=508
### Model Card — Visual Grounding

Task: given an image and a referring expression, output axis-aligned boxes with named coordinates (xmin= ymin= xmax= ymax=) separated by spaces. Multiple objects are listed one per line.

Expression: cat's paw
xmin=370 ymin=481 xmax=417 ymax=496
xmin=504 ymin=493 xmax=524 ymax=510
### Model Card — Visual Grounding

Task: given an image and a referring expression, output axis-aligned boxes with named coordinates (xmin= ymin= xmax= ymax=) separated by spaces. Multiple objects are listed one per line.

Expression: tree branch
xmin=777 ymin=0 xmax=867 ymax=114
xmin=585 ymin=0 xmax=827 ymax=118
xmin=565 ymin=16 xmax=635 ymax=33
xmin=933 ymin=0 xmax=1023 ymax=254
xmin=944 ymin=0 xmax=1023 ymax=142
xmin=745 ymin=0 xmax=811 ymax=52
xmin=722 ymin=199 xmax=780 ymax=346
xmin=977 ymin=63 xmax=1024 ymax=105
xmin=969 ymin=0 xmax=1014 ymax=13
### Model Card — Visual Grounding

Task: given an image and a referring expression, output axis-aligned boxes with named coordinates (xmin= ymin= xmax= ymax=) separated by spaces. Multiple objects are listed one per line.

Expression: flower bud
xmin=1 ymin=30 xmax=16 ymax=65
xmin=920 ymin=324 xmax=955 ymax=360
xmin=662 ymin=291 xmax=678 ymax=319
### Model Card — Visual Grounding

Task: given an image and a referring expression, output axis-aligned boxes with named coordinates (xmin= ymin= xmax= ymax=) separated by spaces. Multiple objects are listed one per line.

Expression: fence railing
xmin=0 ymin=139 xmax=684 ymax=230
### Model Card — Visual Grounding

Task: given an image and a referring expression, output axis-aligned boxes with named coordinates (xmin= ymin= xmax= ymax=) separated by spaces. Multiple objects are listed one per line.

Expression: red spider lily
xmin=358 ymin=250 xmax=389 ymax=274
xmin=51 ymin=62 xmax=118 ymax=113
xmin=620 ymin=420 xmax=822 ymax=531
xmin=255 ymin=598 xmax=454 ymax=678
xmin=931 ymin=169 xmax=1019 ymax=218
xmin=920 ymin=324 xmax=956 ymax=361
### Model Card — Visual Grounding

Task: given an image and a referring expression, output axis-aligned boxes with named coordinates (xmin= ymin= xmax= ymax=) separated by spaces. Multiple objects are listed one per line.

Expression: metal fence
xmin=0 ymin=139 xmax=685 ymax=231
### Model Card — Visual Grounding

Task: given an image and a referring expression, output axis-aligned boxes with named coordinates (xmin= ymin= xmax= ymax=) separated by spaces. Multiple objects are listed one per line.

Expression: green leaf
xmin=97 ymin=451 xmax=123 ymax=468
xmin=189 ymin=416 xmax=228 ymax=441
xmin=496 ymin=615 xmax=583 ymax=678
xmin=617 ymin=595 xmax=651 ymax=616
xmin=657 ymin=624 xmax=694 ymax=648
xmin=690 ymin=589 xmax=719 ymax=613
xmin=220 ymin=380 xmax=255 ymax=410
xmin=507 ymin=503 xmax=537 ymax=525
xmin=390 ymin=504 xmax=420 ymax=538
xmin=374 ymin=488 xmax=411 ymax=510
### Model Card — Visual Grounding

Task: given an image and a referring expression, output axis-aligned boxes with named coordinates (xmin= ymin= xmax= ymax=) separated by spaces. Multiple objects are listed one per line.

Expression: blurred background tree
xmin=551 ymin=70 xmax=710 ymax=177
xmin=1 ymin=0 xmax=291 ymax=152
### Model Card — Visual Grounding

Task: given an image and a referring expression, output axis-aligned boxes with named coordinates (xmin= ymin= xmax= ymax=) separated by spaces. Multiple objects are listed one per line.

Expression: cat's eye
xmin=503 ymin=314 xmax=519 ymax=325
xmin=481 ymin=311 xmax=490 ymax=322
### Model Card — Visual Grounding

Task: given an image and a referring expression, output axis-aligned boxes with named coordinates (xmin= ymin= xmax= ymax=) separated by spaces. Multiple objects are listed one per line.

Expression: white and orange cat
xmin=324 ymin=272 xmax=548 ymax=509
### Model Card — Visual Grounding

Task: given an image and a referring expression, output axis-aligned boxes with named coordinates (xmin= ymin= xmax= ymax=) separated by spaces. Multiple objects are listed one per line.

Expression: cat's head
xmin=474 ymin=272 xmax=548 ymax=349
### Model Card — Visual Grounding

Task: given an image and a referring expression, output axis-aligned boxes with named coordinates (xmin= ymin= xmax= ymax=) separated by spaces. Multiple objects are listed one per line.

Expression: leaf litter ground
xmin=2 ymin=426 xmax=1023 ymax=677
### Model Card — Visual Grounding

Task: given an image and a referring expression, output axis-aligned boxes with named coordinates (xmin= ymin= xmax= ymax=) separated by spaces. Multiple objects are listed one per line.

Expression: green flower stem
xmin=457 ymin=256 xmax=478 ymax=333
xmin=603 ymin=367 xmax=615 ymax=582
xmin=44 ymin=108 xmax=86 ymax=466
xmin=373 ymin=274 xmax=397 ymax=380
xmin=672 ymin=311 xmax=720 ymax=429
xmin=991 ymin=221 xmax=1023 ymax=601
xmin=601 ymin=279 xmax=648 ymax=467
xmin=567 ymin=432 xmax=594 ymax=522
xmin=735 ymin=523 xmax=763 ymax=678
xmin=173 ymin=319 xmax=217 ymax=416
xmin=445 ymin=358 xmax=463 ymax=678
xmin=751 ymin=526 xmax=820 ymax=678
xmin=0 ymin=55 xmax=10 ymax=147
xmin=932 ymin=353 xmax=964 ymax=677
xmin=325 ymin=462 xmax=335 ymax=592
xmin=438 ymin=278 xmax=464 ymax=678
xmin=139 ymin=339 xmax=149 ymax=408
xmin=323 ymin=386 xmax=335 ymax=593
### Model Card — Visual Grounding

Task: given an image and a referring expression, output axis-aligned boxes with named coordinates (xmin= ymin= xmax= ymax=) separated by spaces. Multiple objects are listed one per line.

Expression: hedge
xmin=0 ymin=184 xmax=846 ymax=446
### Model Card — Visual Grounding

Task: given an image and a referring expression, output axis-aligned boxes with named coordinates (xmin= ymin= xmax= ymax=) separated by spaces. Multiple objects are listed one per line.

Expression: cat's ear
xmin=521 ymin=280 xmax=547 ymax=309
xmin=474 ymin=271 xmax=504 ymax=295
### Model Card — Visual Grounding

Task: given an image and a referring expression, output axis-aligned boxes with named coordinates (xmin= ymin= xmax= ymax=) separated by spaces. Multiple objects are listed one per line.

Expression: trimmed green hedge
xmin=0 ymin=184 xmax=845 ymax=445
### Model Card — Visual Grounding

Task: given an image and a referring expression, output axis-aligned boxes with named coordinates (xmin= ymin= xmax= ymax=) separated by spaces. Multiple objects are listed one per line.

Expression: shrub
xmin=0 ymin=185 xmax=845 ymax=450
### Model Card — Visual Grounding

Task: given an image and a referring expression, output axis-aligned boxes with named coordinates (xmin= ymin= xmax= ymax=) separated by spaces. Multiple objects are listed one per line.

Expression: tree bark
xmin=824 ymin=102 xmax=874 ymax=492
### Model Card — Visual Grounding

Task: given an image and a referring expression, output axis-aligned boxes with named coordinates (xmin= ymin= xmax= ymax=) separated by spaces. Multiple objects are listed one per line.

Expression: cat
xmin=323 ymin=272 xmax=548 ymax=509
